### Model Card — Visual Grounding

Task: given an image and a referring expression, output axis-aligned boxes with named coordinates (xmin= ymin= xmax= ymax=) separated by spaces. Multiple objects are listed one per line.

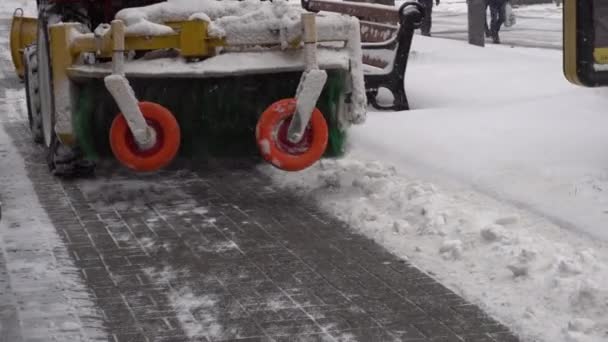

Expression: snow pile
xmin=116 ymin=0 xmax=261 ymax=29
xmin=263 ymin=34 xmax=608 ymax=342
xmin=205 ymin=0 xmax=304 ymax=46
xmin=116 ymin=0 xmax=354 ymax=44
xmin=381 ymin=35 xmax=608 ymax=242
xmin=262 ymin=157 xmax=608 ymax=341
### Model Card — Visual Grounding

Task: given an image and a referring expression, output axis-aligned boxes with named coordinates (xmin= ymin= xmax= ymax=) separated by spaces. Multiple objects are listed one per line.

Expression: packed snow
xmin=116 ymin=0 xmax=355 ymax=44
xmin=263 ymin=35 xmax=608 ymax=342
xmin=70 ymin=49 xmax=350 ymax=78
xmin=0 ymin=111 xmax=105 ymax=340
xmin=0 ymin=0 xmax=36 ymax=17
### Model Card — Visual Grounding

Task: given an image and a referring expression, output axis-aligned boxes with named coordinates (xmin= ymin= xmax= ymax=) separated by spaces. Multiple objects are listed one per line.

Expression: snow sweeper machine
xmin=9 ymin=0 xmax=423 ymax=176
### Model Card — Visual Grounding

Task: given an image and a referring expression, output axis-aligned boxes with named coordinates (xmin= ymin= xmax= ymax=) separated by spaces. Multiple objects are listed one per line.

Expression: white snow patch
xmin=271 ymin=158 xmax=282 ymax=168
xmin=116 ymin=0 xmax=353 ymax=45
xmin=61 ymin=321 xmax=81 ymax=331
xmin=1 ymin=0 xmax=37 ymax=17
xmin=0 ymin=113 xmax=106 ymax=339
xmin=480 ymin=224 xmax=506 ymax=242
xmin=189 ymin=12 xmax=211 ymax=22
xmin=259 ymin=139 xmax=271 ymax=156
xmin=294 ymin=69 xmax=327 ymax=137
xmin=262 ymin=155 xmax=608 ymax=342
xmin=69 ymin=49 xmax=350 ymax=79
xmin=439 ymin=239 xmax=463 ymax=260
xmin=193 ymin=207 xmax=209 ymax=215
xmin=124 ymin=21 xmax=174 ymax=36
xmin=145 ymin=266 xmax=223 ymax=339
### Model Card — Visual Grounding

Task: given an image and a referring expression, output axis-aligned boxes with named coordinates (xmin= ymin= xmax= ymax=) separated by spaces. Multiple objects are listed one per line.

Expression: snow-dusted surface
xmin=116 ymin=0 xmax=354 ymax=44
xmin=294 ymin=69 xmax=328 ymax=141
xmin=68 ymin=49 xmax=350 ymax=78
xmin=264 ymin=35 xmax=608 ymax=342
xmin=403 ymin=36 xmax=608 ymax=243
xmin=104 ymin=74 xmax=154 ymax=148
xmin=0 ymin=90 xmax=105 ymax=341
xmin=0 ymin=0 xmax=36 ymax=17
xmin=1 ymin=4 xmax=105 ymax=339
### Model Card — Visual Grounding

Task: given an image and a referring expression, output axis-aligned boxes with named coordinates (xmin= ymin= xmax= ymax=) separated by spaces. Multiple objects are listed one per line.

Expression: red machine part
xmin=46 ymin=0 xmax=164 ymax=23
xmin=256 ymin=98 xmax=328 ymax=172
xmin=109 ymin=102 xmax=181 ymax=172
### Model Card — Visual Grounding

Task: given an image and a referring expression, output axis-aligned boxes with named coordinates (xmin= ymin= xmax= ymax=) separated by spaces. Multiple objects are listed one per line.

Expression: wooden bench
xmin=301 ymin=0 xmax=425 ymax=110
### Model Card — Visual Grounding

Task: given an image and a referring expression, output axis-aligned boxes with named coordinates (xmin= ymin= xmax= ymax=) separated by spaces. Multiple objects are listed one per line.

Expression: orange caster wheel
xmin=256 ymin=98 xmax=328 ymax=171
xmin=110 ymin=102 xmax=180 ymax=172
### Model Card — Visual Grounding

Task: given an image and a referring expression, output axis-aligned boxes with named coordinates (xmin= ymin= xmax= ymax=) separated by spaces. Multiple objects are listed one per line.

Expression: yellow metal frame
xmin=65 ymin=20 xmax=225 ymax=59
xmin=50 ymin=19 xmax=226 ymax=146
xmin=563 ymin=0 xmax=581 ymax=85
xmin=47 ymin=17 xmax=325 ymax=145
xmin=9 ymin=9 xmax=38 ymax=79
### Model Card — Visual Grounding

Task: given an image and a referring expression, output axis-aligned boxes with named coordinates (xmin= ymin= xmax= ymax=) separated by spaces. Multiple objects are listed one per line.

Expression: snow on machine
xmin=9 ymin=0 xmax=423 ymax=176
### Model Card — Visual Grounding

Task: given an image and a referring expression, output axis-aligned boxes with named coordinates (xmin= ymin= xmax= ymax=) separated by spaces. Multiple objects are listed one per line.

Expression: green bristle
xmin=73 ymin=70 xmax=348 ymax=161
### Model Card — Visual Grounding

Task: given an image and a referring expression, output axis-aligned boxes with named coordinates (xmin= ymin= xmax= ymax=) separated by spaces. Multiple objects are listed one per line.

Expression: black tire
xmin=37 ymin=7 xmax=96 ymax=177
xmin=36 ymin=10 xmax=55 ymax=149
xmin=23 ymin=46 xmax=44 ymax=144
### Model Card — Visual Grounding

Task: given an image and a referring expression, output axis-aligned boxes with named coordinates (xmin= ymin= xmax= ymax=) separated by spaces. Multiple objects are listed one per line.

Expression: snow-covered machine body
xmin=10 ymin=0 xmax=423 ymax=176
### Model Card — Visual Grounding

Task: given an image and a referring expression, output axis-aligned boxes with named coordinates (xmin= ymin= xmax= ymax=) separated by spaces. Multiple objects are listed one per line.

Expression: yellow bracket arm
xmin=10 ymin=9 xmax=38 ymax=79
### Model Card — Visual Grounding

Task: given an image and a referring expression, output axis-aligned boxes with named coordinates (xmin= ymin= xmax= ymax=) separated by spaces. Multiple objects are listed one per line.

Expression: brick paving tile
xmin=6 ymin=122 xmax=521 ymax=342
xmin=0 ymin=252 xmax=23 ymax=342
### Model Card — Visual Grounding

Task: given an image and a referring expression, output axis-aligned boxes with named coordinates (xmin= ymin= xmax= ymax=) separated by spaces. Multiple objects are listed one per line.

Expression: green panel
xmin=73 ymin=70 xmax=348 ymax=161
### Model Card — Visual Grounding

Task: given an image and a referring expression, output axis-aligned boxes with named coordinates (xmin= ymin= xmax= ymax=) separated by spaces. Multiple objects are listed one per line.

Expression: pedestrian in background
xmin=488 ymin=0 xmax=508 ymax=43
xmin=419 ymin=0 xmax=440 ymax=36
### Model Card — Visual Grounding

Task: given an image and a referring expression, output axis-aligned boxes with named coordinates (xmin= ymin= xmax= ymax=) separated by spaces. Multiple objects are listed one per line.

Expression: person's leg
xmin=485 ymin=2 xmax=491 ymax=37
xmin=420 ymin=0 xmax=433 ymax=36
xmin=427 ymin=2 xmax=433 ymax=35
xmin=489 ymin=2 xmax=501 ymax=43
xmin=497 ymin=0 xmax=507 ymax=30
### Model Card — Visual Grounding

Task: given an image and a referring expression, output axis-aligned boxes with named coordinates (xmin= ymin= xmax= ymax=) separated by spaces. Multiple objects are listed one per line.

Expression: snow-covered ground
xmin=0 ymin=0 xmax=36 ymax=16
xmin=264 ymin=35 xmax=608 ymax=342
xmin=0 ymin=122 xmax=107 ymax=341
xmin=0 ymin=2 xmax=106 ymax=340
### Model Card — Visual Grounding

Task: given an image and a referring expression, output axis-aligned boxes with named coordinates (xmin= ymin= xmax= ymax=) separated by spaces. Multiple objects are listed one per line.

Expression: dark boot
xmin=491 ymin=32 xmax=500 ymax=44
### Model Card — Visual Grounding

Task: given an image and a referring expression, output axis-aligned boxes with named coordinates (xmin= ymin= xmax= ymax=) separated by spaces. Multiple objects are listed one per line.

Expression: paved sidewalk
xmin=3 ymin=121 xmax=520 ymax=342
xmin=0 ymin=253 xmax=22 ymax=342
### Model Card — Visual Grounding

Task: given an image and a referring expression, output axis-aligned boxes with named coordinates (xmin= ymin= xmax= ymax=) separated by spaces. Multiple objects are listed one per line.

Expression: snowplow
xmin=9 ymin=0 xmax=423 ymax=176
